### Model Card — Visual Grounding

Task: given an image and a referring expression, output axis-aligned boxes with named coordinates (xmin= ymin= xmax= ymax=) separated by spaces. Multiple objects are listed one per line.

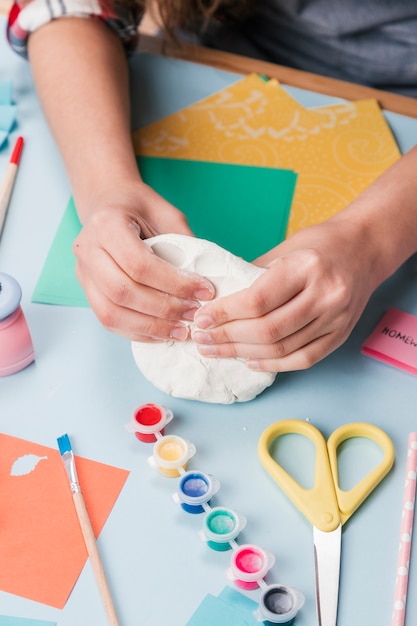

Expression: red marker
xmin=0 ymin=136 xmax=24 ymax=238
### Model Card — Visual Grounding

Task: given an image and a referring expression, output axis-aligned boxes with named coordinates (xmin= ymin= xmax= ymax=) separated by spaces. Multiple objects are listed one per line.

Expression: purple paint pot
xmin=227 ymin=544 xmax=275 ymax=590
xmin=254 ymin=584 xmax=305 ymax=623
xmin=0 ymin=273 xmax=34 ymax=376
xmin=125 ymin=403 xmax=173 ymax=442
xmin=172 ymin=471 xmax=220 ymax=513
xmin=199 ymin=506 xmax=246 ymax=551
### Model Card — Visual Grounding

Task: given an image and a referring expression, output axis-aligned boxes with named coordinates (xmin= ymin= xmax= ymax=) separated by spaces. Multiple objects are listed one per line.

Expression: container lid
xmin=0 ymin=273 xmax=22 ymax=321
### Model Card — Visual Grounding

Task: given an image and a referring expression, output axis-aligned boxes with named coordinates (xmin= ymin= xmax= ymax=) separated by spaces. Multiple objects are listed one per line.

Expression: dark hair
xmin=136 ymin=0 xmax=252 ymax=34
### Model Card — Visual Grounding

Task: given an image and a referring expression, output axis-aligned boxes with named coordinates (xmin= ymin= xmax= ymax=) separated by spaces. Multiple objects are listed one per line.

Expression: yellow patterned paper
xmin=133 ymin=74 xmax=401 ymax=236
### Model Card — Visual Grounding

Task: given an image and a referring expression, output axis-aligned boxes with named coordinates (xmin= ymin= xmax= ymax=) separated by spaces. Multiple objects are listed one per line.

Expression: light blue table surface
xmin=1 ymin=17 xmax=417 ymax=626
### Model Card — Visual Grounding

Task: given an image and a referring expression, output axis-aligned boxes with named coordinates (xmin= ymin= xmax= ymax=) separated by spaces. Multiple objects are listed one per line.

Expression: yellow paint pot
xmin=149 ymin=435 xmax=196 ymax=477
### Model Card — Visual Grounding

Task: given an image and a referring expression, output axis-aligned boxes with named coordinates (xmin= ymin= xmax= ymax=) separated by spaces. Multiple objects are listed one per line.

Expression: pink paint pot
xmin=125 ymin=403 xmax=173 ymax=442
xmin=0 ymin=273 xmax=35 ymax=376
xmin=228 ymin=544 xmax=275 ymax=590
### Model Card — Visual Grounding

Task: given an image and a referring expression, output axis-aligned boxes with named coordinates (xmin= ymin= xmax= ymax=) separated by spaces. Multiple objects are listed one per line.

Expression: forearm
xmin=330 ymin=145 xmax=417 ymax=286
xmin=28 ymin=17 xmax=140 ymax=222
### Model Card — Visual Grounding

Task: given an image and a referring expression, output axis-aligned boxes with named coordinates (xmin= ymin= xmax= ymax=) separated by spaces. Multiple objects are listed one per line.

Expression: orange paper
xmin=133 ymin=74 xmax=401 ymax=236
xmin=0 ymin=434 xmax=129 ymax=608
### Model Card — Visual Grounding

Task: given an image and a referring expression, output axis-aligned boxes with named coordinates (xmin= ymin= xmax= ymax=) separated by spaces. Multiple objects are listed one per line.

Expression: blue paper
xmin=0 ymin=81 xmax=16 ymax=149
xmin=0 ymin=618 xmax=56 ymax=626
xmin=186 ymin=586 xmax=300 ymax=626
xmin=0 ymin=81 xmax=12 ymax=105
xmin=218 ymin=587 xmax=259 ymax=624
xmin=185 ymin=593 xmax=253 ymax=626
xmin=0 ymin=104 xmax=17 ymax=132
xmin=0 ymin=129 xmax=8 ymax=149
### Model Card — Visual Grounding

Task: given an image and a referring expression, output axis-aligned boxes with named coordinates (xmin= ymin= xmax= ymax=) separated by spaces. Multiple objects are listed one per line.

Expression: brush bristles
xmin=57 ymin=433 xmax=72 ymax=455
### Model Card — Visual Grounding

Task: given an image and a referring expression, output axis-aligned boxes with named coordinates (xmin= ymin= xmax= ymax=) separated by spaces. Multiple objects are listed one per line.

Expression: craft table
xmin=1 ymin=14 xmax=417 ymax=626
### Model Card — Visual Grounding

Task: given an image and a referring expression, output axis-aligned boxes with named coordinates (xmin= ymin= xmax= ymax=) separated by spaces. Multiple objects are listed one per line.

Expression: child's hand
xmin=73 ymin=182 xmax=215 ymax=341
xmin=192 ymin=218 xmax=379 ymax=372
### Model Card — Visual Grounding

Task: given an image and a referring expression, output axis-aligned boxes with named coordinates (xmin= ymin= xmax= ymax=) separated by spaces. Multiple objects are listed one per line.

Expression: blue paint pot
xmin=253 ymin=584 xmax=305 ymax=623
xmin=173 ymin=471 xmax=220 ymax=513
xmin=199 ymin=506 xmax=246 ymax=551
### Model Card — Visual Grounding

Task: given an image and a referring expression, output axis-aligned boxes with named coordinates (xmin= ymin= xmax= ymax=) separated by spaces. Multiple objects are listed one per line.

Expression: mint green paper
xmin=32 ymin=156 xmax=296 ymax=307
xmin=32 ymin=195 xmax=88 ymax=306
xmin=0 ymin=618 xmax=56 ymax=626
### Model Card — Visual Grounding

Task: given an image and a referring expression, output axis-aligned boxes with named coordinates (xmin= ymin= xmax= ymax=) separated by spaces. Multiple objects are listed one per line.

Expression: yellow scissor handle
xmin=259 ymin=419 xmax=341 ymax=532
xmin=258 ymin=419 xmax=395 ymax=532
xmin=327 ymin=422 xmax=395 ymax=525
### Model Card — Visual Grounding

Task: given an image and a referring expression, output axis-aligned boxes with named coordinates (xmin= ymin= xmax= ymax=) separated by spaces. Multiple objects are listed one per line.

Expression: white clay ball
xmin=131 ymin=234 xmax=276 ymax=404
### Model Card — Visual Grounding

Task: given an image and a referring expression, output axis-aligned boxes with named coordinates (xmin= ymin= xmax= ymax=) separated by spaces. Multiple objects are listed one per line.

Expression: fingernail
xmin=194 ymin=314 xmax=213 ymax=329
xmin=246 ymin=360 xmax=261 ymax=370
xmin=182 ymin=307 xmax=199 ymax=321
xmin=192 ymin=329 xmax=212 ymax=343
xmin=170 ymin=325 xmax=189 ymax=341
xmin=197 ymin=344 xmax=217 ymax=356
xmin=194 ymin=287 xmax=214 ymax=301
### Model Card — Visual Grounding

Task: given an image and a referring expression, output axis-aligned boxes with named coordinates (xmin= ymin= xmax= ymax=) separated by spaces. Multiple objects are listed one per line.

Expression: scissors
xmin=258 ymin=419 xmax=394 ymax=626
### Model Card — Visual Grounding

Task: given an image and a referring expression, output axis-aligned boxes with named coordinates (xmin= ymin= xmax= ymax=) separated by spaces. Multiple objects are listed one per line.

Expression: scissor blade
xmin=313 ymin=524 xmax=342 ymax=626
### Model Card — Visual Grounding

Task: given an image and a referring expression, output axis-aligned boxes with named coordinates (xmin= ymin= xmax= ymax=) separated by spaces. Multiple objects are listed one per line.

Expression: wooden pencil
xmin=0 ymin=136 xmax=24 ymax=238
xmin=392 ymin=433 xmax=417 ymax=626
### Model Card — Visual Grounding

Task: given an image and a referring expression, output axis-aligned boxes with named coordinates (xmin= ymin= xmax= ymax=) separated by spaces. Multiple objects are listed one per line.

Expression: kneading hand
xmin=192 ymin=218 xmax=380 ymax=372
xmin=73 ymin=181 xmax=215 ymax=341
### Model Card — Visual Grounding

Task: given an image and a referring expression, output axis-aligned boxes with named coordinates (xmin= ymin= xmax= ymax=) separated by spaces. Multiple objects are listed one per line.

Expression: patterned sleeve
xmin=7 ymin=0 xmax=143 ymax=58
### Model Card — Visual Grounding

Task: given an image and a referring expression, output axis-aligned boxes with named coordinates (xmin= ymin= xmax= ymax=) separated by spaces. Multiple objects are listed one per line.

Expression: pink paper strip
xmin=392 ymin=433 xmax=417 ymax=626
xmin=362 ymin=308 xmax=417 ymax=375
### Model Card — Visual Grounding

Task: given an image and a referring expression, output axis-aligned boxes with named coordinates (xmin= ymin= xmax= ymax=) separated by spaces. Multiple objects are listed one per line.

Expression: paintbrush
xmin=57 ymin=434 xmax=121 ymax=626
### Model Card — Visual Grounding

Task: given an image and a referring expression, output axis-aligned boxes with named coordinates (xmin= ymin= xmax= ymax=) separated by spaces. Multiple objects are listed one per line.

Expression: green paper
xmin=32 ymin=195 xmax=88 ymax=306
xmin=32 ymin=156 xmax=296 ymax=307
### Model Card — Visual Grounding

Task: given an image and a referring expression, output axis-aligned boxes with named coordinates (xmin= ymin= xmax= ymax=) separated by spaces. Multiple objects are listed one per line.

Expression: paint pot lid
xmin=126 ymin=404 xmax=173 ymax=434
xmin=202 ymin=506 xmax=245 ymax=542
xmin=0 ymin=273 xmax=22 ymax=320
xmin=152 ymin=435 xmax=196 ymax=469
xmin=230 ymin=544 xmax=274 ymax=581
xmin=254 ymin=584 xmax=305 ymax=623
xmin=177 ymin=471 xmax=219 ymax=505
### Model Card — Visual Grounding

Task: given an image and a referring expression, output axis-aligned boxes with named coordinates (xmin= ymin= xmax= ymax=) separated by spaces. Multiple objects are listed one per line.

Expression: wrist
xmin=73 ymin=170 xmax=147 ymax=223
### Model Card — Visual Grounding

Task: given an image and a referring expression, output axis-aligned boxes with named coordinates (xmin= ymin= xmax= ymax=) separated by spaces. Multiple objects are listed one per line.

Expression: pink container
xmin=228 ymin=544 xmax=275 ymax=590
xmin=0 ymin=273 xmax=35 ymax=376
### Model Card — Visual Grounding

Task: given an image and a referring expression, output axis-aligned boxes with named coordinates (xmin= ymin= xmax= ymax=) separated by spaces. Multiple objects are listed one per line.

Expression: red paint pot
xmin=125 ymin=403 xmax=173 ymax=442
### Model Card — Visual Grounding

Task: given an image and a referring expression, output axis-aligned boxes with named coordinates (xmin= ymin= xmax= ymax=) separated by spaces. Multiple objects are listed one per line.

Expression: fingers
xmin=191 ymin=248 xmax=361 ymax=372
xmin=73 ymin=215 xmax=215 ymax=341
xmin=74 ymin=215 xmax=215 ymax=304
xmin=76 ymin=266 xmax=192 ymax=341
xmin=245 ymin=332 xmax=342 ymax=372
xmin=74 ymin=244 xmax=208 ymax=340
xmin=193 ymin=313 xmax=349 ymax=372
xmin=194 ymin=257 xmax=307 ymax=330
